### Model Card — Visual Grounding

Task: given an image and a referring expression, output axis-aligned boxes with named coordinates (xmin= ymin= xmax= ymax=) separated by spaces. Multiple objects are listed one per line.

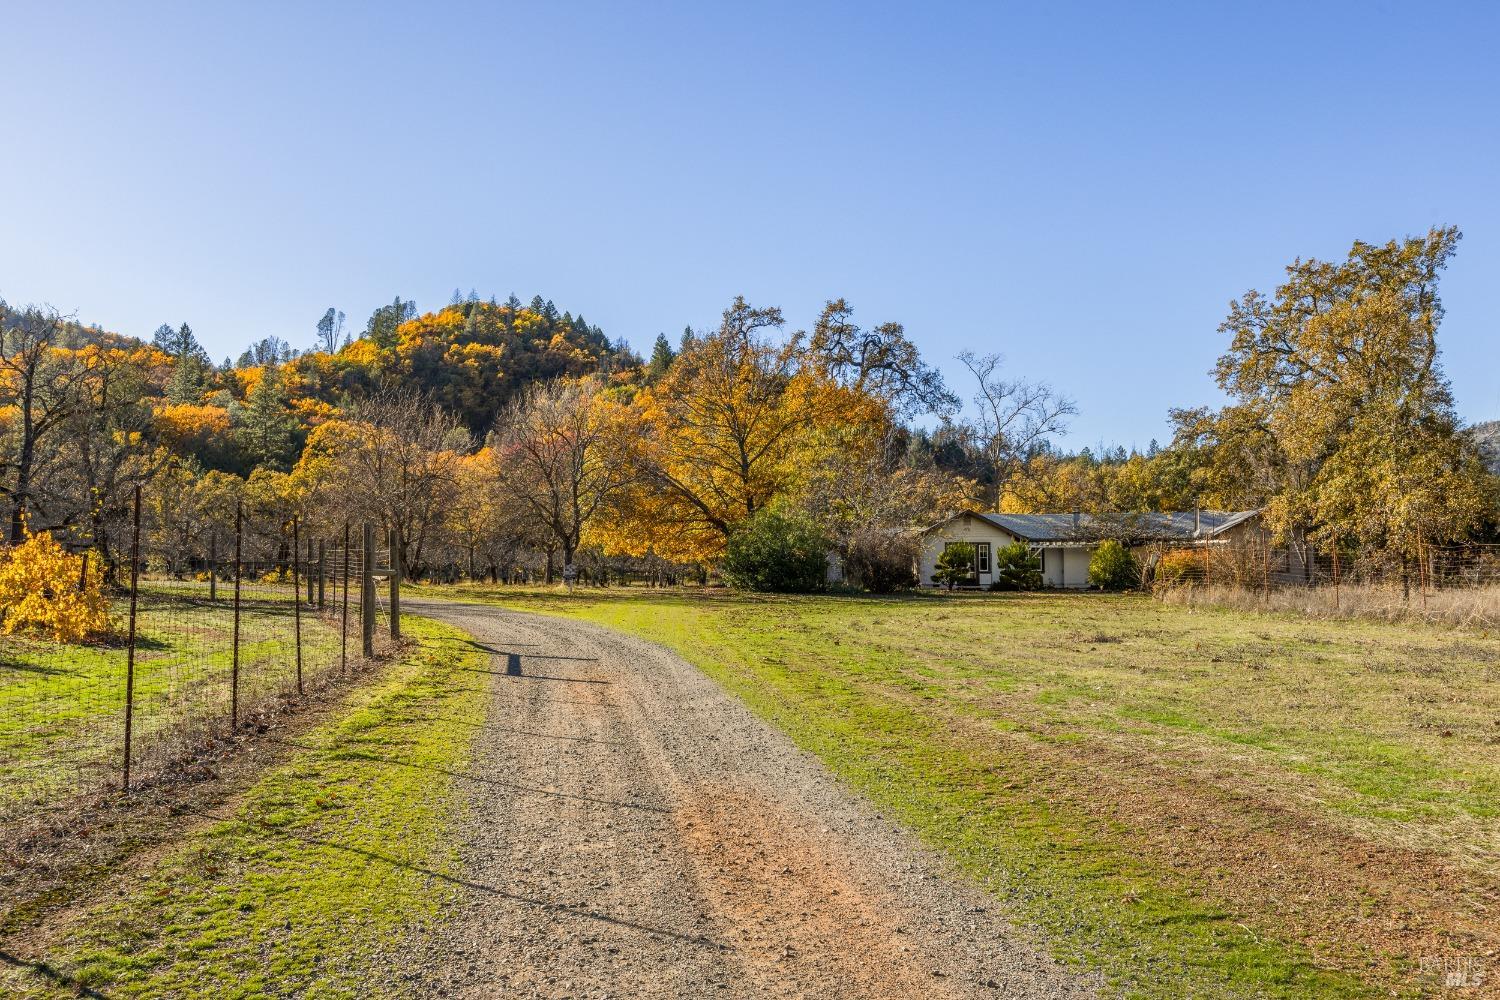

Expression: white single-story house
xmin=919 ymin=510 xmax=1261 ymax=589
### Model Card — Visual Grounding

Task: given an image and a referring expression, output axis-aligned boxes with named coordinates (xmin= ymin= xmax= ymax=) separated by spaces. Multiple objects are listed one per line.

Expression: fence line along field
xmin=1149 ymin=540 xmax=1500 ymax=627
xmin=0 ymin=497 xmax=402 ymax=830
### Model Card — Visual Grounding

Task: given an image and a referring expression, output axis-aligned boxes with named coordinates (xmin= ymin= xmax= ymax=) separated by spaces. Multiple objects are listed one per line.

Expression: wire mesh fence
xmin=0 ymin=494 xmax=403 ymax=830
xmin=1149 ymin=540 xmax=1500 ymax=591
xmin=1149 ymin=540 xmax=1500 ymax=626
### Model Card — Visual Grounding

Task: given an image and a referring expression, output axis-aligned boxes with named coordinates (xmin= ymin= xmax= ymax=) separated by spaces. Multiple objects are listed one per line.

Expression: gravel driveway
xmin=402 ymin=600 xmax=1099 ymax=999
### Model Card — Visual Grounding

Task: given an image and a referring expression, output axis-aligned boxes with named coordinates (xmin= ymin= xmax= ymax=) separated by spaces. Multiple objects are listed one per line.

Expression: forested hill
xmin=26 ymin=293 xmax=632 ymax=479
xmin=287 ymin=296 xmax=624 ymax=433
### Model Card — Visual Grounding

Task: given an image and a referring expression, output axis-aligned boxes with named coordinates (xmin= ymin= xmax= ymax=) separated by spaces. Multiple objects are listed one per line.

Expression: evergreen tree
xmin=166 ymin=355 xmax=206 ymax=403
xmin=646 ymin=332 xmax=676 ymax=382
xmin=153 ymin=322 xmax=210 ymax=363
xmin=236 ymin=366 xmax=298 ymax=469
xmin=154 ymin=322 xmax=210 ymax=402
xmin=364 ymin=296 xmax=416 ymax=349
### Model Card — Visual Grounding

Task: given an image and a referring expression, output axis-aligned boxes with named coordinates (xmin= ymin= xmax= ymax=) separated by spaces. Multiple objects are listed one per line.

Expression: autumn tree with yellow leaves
xmin=601 ymin=298 xmax=871 ymax=563
xmin=1202 ymin=226 xmax=1494 ymax=558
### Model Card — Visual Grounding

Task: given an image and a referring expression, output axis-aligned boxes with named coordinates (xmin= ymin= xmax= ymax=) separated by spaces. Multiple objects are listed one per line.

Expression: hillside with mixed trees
xmin=1 ymin=227 xmax=1496 ymax=587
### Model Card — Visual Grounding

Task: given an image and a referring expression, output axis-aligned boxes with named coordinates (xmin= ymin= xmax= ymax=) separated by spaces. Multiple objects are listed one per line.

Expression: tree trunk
xmin=10 ymin=428 xmax=34 ymax=543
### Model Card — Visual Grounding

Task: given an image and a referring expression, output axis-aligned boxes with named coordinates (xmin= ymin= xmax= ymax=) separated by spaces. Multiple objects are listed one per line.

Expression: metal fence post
xmin=231 ymin=500 xmax=243 ymax=730
xmin=389 ymin=528 xmax=401 ymax=642
xmin=305 ymin=535 xmax=314 ymax=606
xmin=122 ymin=484 xmax=142 ymax=792
xmin=362 ymin=522 xmax=375 ymax=658
xmin=317 ymin=539 xmax=326 ymax=609
xmin=341 ymin=522 xmax=350 ymax=673
xmin=1332 ymin=533 xmax=1341 ymax=611
xmin=293 ymin=516 xmax=304 ymax=696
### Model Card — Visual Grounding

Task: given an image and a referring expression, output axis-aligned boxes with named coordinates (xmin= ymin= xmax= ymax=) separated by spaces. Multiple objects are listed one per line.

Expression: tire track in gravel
xmin=403 ymin=600 xmax=1098 ymax=999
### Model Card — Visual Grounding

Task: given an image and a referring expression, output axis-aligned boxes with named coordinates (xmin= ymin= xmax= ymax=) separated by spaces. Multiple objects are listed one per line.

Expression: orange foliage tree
xmin=600 ymin=298 xmax=867 ymax=563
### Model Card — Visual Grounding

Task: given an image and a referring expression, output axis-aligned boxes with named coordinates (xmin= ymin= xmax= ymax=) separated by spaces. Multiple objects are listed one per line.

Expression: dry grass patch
xmin=1158 ymin=581 xmax=1500 ymax=629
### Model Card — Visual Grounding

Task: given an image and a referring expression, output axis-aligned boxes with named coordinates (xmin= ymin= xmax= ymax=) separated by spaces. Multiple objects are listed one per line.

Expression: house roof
xmin=939 ymin=509 xmax=1258 ymax=544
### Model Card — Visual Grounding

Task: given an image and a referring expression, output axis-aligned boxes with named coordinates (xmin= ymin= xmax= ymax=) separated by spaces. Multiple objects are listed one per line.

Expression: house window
xmin=975 ymin=542 xmax=991 ymax=575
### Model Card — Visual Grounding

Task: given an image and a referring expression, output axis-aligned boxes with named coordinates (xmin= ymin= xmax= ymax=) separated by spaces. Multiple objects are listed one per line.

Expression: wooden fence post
xmin=361 ymin=522 xmax=375 ymax=658
xmin=121 ymin=485 xmax=142 ymax=792
xmin=317 ymin=539 xmax=326 ymax=609
xmin=209 ymin=530 xmax=218 ymax=601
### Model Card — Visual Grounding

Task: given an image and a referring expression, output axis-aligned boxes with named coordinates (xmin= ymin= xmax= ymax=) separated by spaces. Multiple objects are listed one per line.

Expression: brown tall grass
xmin=1154 ymin=580 xmax=1499 ymax=629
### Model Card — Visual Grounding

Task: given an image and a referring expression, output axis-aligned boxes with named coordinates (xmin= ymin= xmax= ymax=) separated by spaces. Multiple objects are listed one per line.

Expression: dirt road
xmin=402 ymin=600 xmax=1097 ymax=999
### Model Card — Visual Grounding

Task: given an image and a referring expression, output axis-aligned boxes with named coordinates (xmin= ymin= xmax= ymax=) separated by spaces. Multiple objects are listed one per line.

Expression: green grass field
xmin=418 ymin=584 xmax=1500 ymax=999
xmin=2 ymin=615 xmax=488 ymax=998
xmin=0 ymin=589 xmax=346 ymax=816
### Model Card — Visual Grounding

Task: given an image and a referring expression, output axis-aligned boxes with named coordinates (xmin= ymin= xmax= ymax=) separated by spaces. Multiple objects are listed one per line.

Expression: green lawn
xmin=0 ymin=588 xmax=346 ymax=817
xmin=1 ymin=615 xmax=489 ymax=998
xmin=416 ymin=584 xmax=1500 ymax=999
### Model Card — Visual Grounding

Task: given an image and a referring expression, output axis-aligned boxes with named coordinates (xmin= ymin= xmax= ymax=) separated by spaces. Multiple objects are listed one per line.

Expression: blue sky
xmin=2 ymin=1 xmax=1496 ymax=449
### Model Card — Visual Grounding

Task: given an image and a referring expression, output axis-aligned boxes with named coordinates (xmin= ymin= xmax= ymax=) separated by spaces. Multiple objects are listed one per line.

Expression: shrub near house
xmin=721 ymin=510 xmax=829 ymax=593
xmin=990 ymin=542 xmax=1042 ymax=591
xmin=1087 ymin=539 xmax=1138 ymax=590
xmin=931 ymin=542 xmax=976 ymax=590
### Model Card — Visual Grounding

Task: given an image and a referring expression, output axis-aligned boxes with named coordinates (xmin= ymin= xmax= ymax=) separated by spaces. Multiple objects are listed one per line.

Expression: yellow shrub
xmin=0 ymin=530 xmax=111 ymax=643
xmin=1154 ymin=548 xmax=1207 ymax=585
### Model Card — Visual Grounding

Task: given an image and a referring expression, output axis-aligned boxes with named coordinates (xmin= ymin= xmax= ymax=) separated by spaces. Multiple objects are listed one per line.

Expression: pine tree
xmin=154 ymin=322 xmax=210 ymax=364
xmin=364 ymin=297 xmax=416 ymax=349
xmin=166 ymin=355 xmax=206 ymax=403
xmin=236 ymin=366 xmax=298 ymax=470
xmin=155 ymin=322 xmax=210 ymax=402
xmin=646 ymin=332 xmax=676 ymax=382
